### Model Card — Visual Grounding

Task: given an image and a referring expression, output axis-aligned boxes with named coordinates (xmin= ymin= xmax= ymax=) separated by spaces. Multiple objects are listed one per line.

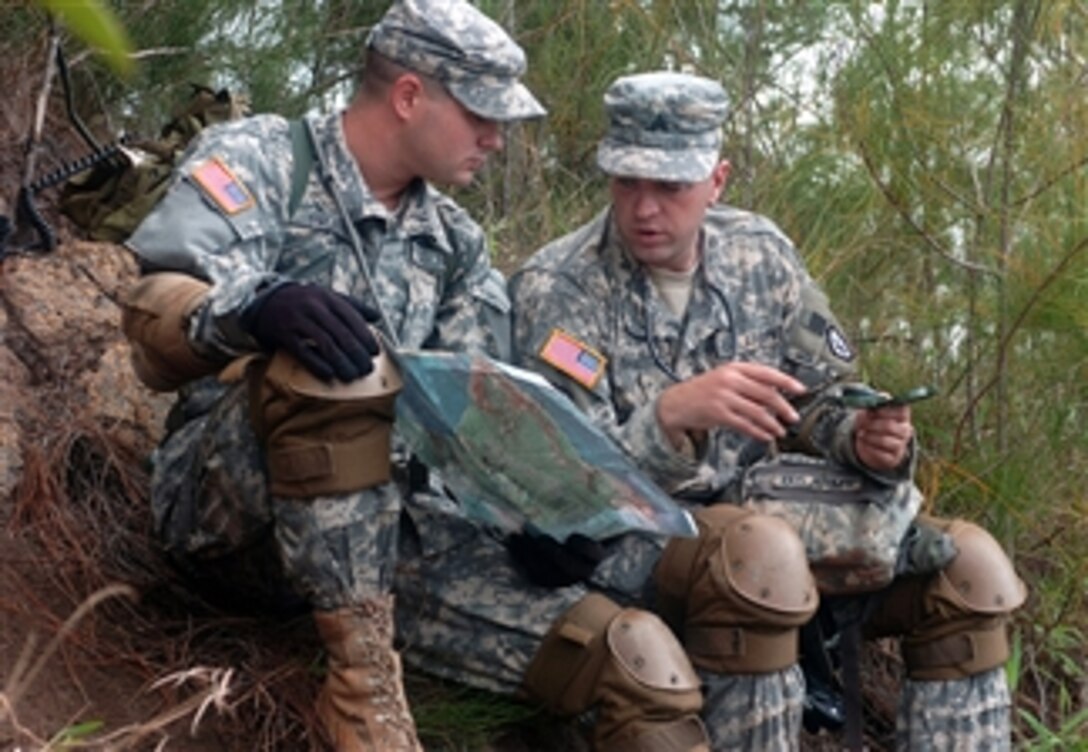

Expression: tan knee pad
xmin=523 ymin=593 xmax=708 ymax=752
xmin=121 ymin=272 xmax=221 ymax=391
xmin=874 ymin=517 xmax=1027 ymax=681
xmin=249 ymin=350 xmax=402 ymax=498
xmin=655 ymin=504 xmax=818 ymax=674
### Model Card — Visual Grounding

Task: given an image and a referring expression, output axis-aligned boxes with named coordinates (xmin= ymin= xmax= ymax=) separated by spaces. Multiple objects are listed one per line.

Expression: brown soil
xmin=0 ymin=531 xmax=228 ymax=752
xmin=0 ymin=236 xmax=321 ymax=750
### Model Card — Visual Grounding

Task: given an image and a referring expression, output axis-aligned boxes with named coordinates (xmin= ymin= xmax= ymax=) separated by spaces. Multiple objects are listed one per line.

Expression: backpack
xmin=739 ymin=451 xmax=922 ymax=595
xmin=59 ymin=85 xmax=251 ymax=243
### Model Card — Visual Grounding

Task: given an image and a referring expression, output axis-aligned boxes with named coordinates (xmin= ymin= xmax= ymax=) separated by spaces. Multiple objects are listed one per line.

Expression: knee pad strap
xmin=903 ymin=618 xmax=1010 ymax=680
xmin=684 ymin=623 xmax=802 ymax=676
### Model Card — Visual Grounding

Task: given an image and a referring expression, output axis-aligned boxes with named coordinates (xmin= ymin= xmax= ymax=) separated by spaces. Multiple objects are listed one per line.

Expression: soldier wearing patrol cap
xmin=510 ymin=71 xmax=1027 ymax=749
xmin=390 ymin=71 xmax=1026 ymax=751
xmin=119 ymin=0 xmax=546 ymax=748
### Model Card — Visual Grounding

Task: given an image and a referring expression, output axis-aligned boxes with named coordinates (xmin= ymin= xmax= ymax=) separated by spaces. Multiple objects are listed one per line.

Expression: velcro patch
xmin=191 ymin=157 xmax=255 ymax=215
xmin=539 ymin=329 xmax=606 ymax=389
xmin=826 ymin=325 xmax=855 ymax=362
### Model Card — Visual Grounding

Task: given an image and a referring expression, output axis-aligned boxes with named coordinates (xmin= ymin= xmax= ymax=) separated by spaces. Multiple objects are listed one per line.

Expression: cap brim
xmin=596 ymin=142 xmax=716 ymax=183
xmin=447 ymin=78 xmax=546 ymax=122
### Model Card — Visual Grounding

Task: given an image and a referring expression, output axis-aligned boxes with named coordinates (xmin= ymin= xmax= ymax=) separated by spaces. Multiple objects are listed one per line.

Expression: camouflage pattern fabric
xmin=596 ymin=72 xmax=728 ymax=183
xmin=368 ymin=0 xmax=545 ymax=121
xmin=700 ymin=667 xmax=805 ymax=751
xmin=128 ymin=111 xmax=509 ymax=362
xmin=150 ymin=382 xmax=401 ymax=610
xmin=394 ymin=504 xmax=586 ymax=695
xmin=739 ymin=452 xmax=924 ymax=594
xmin=127 ymin=109 xmax=510 ymax=610
xmin=897 ymin=668 xmax=1012 ymax=751
xmin=510 ymin=205 xmax=869 ymax=499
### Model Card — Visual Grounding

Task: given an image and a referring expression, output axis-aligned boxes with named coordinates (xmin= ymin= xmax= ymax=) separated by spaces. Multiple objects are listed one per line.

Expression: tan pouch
xmin=250 ymin=349 xmax=403 ymax=498
xmin=120 ymin=272 xmax=220 ymax=391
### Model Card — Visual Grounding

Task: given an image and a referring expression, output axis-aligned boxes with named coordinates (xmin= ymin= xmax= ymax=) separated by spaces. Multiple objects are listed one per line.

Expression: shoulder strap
xmin=287 ymin=118 xmax=315 ymax=218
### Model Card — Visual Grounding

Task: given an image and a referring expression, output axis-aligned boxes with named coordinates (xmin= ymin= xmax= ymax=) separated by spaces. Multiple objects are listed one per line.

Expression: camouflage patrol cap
xmin=597 ymin=71 xmax=728 ymax=182
xmin=367 ymin=0 xmax=545 ymax=122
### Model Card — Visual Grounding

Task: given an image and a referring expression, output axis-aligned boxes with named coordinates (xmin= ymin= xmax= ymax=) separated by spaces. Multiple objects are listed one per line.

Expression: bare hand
xmin=656 ymin=361 xmax=807 ymax=445
xmin=854 ymin=404 xmax=913 ymax=471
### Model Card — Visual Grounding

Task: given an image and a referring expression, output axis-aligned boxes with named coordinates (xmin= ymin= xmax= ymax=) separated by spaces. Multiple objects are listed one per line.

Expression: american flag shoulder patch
xmin=539 ymin=328 xmax=606 ymax=389
xmin=191 ymin=157 xmax=255 ymax=215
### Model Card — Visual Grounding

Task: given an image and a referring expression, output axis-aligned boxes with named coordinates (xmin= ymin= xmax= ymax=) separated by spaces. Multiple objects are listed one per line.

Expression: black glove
xmin=505 ymin=529 xmax=606 ymax=588
xmin=241 ymin=282 xmax=382 ymax=382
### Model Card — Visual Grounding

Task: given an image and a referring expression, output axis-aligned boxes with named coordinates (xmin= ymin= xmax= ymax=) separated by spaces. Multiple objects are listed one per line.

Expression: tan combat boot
xmin=313 ymin=595 xmax=423 ymax=751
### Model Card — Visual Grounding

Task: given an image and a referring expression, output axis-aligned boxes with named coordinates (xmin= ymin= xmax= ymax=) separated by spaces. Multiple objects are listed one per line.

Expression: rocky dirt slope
xmin=0 ymin=241 xmax=235 ymax=750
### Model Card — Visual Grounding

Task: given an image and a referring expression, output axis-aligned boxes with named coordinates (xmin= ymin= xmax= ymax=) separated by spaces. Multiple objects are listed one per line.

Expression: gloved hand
xmin=241 ymin=282 xmax=382 ymax=382
xmin=505 ymin=528 xmax=606 ymax=588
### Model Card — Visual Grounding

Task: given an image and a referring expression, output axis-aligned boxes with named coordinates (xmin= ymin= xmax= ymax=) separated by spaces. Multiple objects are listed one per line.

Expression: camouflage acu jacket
xmin=127 ymin=111 xmax=509 ymax=421
xmin=510 ymin=205 xmax=885 ymax=502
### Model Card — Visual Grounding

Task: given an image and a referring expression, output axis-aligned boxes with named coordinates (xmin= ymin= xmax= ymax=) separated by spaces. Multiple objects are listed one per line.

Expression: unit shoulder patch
xmin=538 ymin=329 xmax=607 ymax=390
xmin=191 ymin=157 xmax=255 ymax=215
xmin=826 ymin=325 xmax=856 ymax=362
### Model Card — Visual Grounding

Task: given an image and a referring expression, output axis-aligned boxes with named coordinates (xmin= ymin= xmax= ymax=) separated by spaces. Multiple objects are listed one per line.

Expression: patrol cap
xmin=597 ymin=71 xmax=728 ymax=182
xmin=367 ymin=0 xmax=546 ymax=122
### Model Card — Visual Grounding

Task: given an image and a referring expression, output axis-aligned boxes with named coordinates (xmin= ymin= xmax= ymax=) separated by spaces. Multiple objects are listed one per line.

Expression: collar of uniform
xmin=306 ymin=112 xmax=376 ymax=223
xmin=603 ymin=211 xmax=735 ymax=365
xmin=600 ymin=209 xmax=644 ymax=281
xmin=598 ymin=211 xmax=673 ymax=342
xmin=696 ymin=214 xmax=738 ymax=307
xmin=394 ymin=181 xmax=451 ymax=254
xmin=682 ymin=221 xmax=740 ymax=358
xmin=312 ymin=112 xmax=449 ymax=253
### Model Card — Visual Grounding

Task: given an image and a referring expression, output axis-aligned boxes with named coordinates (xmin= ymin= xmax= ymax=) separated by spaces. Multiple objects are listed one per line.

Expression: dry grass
xmin=0 ymin=392 xmax=573 ymax=751
xmin=2 ymin=399 xmax=328 ymax=751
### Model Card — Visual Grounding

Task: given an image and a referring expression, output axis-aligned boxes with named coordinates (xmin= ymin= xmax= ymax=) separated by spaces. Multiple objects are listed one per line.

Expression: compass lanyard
xmin=635 ymin=268 xmax=737 ymax=385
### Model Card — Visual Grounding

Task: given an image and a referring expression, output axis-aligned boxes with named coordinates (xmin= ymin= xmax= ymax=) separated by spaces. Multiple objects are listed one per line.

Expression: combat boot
xmin=313 ymin=595 xmax=423 ymax=751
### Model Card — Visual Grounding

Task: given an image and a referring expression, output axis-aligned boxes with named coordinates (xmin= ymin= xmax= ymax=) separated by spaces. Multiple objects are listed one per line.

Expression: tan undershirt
xmin=648 ymin=264 xmax=697 ymax=317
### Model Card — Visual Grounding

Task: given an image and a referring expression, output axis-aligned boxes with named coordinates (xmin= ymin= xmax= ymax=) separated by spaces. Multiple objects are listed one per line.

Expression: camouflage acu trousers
xmin=394 ymin=502 xmax=1014 ymax=751
xmin=149 ymin=382 xmax=401 ymax=611
xmin=897 ymin=669 xmax=1011 ymax=751
xmin=393 ymin=504 xmax=805 ymax=749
